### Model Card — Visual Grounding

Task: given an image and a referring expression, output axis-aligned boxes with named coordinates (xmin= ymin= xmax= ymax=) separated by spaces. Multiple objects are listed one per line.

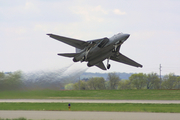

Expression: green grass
xmin=0 ymin=89 xmax=180 ymax=100
xmin=0 ymin=103 xmax=180 ymax=113
xmin=0 ymin=118 xmax=27 ymax=120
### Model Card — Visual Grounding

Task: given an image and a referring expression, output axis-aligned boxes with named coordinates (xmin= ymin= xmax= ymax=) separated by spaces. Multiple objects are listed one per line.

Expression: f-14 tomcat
xmin=47 ymin=33 xmax=143 ymax=70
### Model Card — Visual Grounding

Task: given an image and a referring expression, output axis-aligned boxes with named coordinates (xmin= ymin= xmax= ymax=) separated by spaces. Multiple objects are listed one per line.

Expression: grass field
xmin=0 ymin=118 xmax=26 ymax=120
xmin=0 ymin=89 xmax=180 ymax=100
xmin=1 ymin=90 xmax=180 ymax=113
xmin=0 ymin=103 xmax=180 ymax=113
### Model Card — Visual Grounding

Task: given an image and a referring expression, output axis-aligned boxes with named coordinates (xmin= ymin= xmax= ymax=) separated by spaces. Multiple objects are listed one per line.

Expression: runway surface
xmin=1 ymin=100 xmax=180 ymax=120
xmin=1 ymin=99 xmax=180 ymax=104
xmin=1 ymin=110 xmax=180 ymax=120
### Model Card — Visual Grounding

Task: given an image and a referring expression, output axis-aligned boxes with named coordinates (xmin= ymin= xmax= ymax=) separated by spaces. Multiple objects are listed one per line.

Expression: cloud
xmin=93 ymin=5 xmax=108 ymax=15
xmin=24 ymin=1 xmax=38 ymax=11
xmin=72 ymin=5 xmax=108 ymax=22
xmin=113 ymin=9 xmax=126 ymax=15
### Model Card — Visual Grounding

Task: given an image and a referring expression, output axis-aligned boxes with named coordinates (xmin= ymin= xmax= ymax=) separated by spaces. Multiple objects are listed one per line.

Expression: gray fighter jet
xmin=47 ymin=33 xmax=142 ymax=70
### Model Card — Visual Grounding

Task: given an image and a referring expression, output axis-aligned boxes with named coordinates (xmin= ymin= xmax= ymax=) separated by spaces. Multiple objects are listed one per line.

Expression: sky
xmin=0 ymin=0 xmax=180 ymax=75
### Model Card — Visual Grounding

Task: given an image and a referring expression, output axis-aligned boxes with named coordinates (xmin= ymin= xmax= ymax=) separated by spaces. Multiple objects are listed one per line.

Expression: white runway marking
xmin=0 ymin=110 xmax=180 ymax=120
xmin=1 ymin=99 xmax=180 ymax=104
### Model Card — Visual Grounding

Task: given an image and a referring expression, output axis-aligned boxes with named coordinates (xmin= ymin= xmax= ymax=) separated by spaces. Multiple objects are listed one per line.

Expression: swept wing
xmin=47 ymin=34 xmax=89 ymax=49
xmin=47 ymin=34 xmax=106 ymax=50
xmin=110 ymin=53 xmax=143 ymax=67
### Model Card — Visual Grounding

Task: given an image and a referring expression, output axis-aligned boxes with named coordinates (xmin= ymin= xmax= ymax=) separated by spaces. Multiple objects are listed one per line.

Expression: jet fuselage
xmin=74 ymin=33 xmax=130 ymax=67
xmin=47 ymin=32 xmax=142 ymax=70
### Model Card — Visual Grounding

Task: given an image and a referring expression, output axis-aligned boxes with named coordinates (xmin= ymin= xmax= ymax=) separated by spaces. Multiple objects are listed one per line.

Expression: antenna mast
xmin=159 ymin=64 xmax=162 ymax=80
xmin=159 ymin=64 xmax=162 ymax=89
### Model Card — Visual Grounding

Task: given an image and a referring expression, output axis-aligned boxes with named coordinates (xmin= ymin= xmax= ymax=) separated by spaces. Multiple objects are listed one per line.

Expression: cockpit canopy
xmin=98 ymin=37 xmax=109 ymax=48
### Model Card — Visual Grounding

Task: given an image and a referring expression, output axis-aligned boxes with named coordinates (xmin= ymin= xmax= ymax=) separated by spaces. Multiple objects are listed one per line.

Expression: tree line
xmin=0 ymin=71 xmax=22 ymax=90
xmin=0 ymin=71 xmax=180 ymax=90
xmin=65 ymin=72 xmax=180 ymax=90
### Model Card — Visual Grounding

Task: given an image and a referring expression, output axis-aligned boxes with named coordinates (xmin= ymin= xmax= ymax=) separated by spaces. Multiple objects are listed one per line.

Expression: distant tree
xmin=87 ymin=77 xmax=106 ymax=90
xmin=65 ymin=83 xmax=74 ymax=90
xmin=73 ymin=81 xmax=79 ymax=90
xmin=175 ymin=76 xmax=180 ymax=89
xmin=129 ymin=73 xmax=146 ymax=89
xmin=5 ymin=71 xmax=23 ymax=90
xmin=0 ymin=71 xmax=23 ymax=90
xmin=0 ymin=72 xmax=5 ymax=79
xmin=161 ymin=73 xmax=177 ymax=89
xmin=105 ymin=81 xmax=110 ymax=90
xmin=87 ymin=78 xmax=96 ymax=90
xmin=118 ymin=79 xmax=132 ymax=89
xmin=0 ymin=72 xmax=5 ymax=90
xmin=73 ymin=80 xmax=87 ymax=90
xmin=146 ymin=73 xmax=160 ymax=89
xmin=107 ymin=72 xmax=121 ymax=89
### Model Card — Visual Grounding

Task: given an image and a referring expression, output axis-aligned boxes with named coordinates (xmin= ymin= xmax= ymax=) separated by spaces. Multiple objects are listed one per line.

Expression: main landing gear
xmin=107 ymin=64 xmax=111 ymax=69
xmin=107 ymin=57 xmax=111 ymax=69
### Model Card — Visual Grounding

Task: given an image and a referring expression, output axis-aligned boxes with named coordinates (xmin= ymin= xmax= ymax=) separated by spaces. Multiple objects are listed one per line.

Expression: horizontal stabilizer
xmin=57 ymin=53 xmax=79 ymax=57
xmin=110 ymin=53 xmax=143 ymax=68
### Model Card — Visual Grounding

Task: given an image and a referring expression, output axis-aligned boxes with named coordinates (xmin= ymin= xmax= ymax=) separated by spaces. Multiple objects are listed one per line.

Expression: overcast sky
xmin=1 ymin=0 xmax=180 ymax=75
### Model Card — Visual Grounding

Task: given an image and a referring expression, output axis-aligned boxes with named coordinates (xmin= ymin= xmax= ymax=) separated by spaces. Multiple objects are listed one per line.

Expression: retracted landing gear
xmin=107 ymin=57 xmax=111 ymax=69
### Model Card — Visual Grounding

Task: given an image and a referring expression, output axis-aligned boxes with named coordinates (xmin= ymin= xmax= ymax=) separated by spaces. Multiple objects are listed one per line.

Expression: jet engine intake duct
xmin=87 ymin=51 xmax=112 ymax=67
xmin=73 ymin=52 xmax=86 ymax=62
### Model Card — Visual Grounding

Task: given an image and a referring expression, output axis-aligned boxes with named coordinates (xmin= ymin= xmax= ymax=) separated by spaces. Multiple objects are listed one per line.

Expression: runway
xmin=1 ymin=99 xmax=180 ymax=104
xmin=1 ymin=99 xmax=180 ymax=120
xmin=0 ymin=110 xmax=180 ymax=120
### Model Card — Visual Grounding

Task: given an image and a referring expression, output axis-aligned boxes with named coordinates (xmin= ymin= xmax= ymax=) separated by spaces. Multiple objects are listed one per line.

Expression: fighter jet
xmin=47 ymin=33 xmax=142 ymax=70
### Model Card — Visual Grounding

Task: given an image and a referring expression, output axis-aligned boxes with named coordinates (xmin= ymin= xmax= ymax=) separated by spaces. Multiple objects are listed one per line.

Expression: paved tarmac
xmin=1 ymin=99 xmax=180 ymax=104
xmin=1 ymin=100 xmax=180 ymax=120
xmin=0 ymin=110 xmax=180 ymax=120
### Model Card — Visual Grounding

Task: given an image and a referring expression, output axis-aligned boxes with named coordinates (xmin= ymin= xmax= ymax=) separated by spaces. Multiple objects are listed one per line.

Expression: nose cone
xmin=124 ymin=34 xmax=130 ymax=39
xmin=120 ymin=34 xmax=130 ymax=43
